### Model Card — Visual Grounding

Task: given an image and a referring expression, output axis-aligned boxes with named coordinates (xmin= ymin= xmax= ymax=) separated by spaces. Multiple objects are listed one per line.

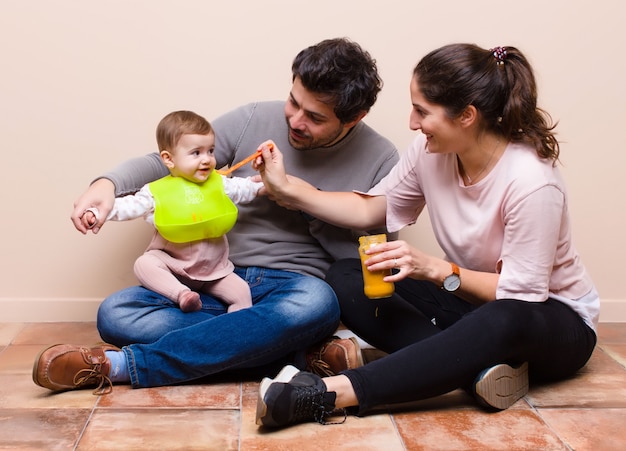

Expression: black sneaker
xmin=473 ymin=362 xmax=529 ymax=410
xmin=256 ymin=365 xmax=345 ymax=428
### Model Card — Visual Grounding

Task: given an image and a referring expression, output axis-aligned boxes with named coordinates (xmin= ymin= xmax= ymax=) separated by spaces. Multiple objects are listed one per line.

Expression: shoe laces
xmin=307 ymin=358 xmax=336 ymax=377
xmin=307 ymin=339 xmax=339 ymax=377
xmin=293 ymin=385 xmax=346 ymax=425
xmin=73 ymin=364 xmax=113 ymax=395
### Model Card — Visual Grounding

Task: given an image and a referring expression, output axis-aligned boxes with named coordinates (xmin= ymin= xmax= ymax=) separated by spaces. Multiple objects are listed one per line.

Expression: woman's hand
xmin=365 ymin=239 xmax=499 ymax=304
xmin=253 ymin=141 xmax=316 ymax=209
xmin=253 ymin=140 xmax=288 ymax=195
xmin=363 ymin=239 xmax=441 ymax=283
xmin=70 ymin=178 xmax=115 ymax=234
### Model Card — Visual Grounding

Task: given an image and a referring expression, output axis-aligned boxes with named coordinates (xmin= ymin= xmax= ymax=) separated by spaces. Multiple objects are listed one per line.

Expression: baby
xmin=83 ymin=111 xmax=262 ymax=313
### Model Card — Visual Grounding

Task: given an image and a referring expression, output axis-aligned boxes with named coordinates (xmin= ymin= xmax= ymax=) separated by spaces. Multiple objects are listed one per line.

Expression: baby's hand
xmin=71 ymin=178 xmax=115 ymax=234
xmin=81 ymin=208 xmax=100 ymax=230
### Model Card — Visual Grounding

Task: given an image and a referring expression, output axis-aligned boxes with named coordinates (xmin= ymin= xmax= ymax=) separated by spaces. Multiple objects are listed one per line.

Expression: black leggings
xmin=325 ymin=259 xmax=597 ymax=414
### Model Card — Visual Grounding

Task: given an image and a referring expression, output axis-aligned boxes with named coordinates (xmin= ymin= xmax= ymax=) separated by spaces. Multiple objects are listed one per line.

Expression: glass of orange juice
xmin=358 ymin=234 xmax=395 ymax=299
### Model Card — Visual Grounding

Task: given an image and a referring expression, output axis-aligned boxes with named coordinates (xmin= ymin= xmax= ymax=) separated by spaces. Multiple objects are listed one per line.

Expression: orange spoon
xmin=216 ymin=143 xmax=272 ymax=175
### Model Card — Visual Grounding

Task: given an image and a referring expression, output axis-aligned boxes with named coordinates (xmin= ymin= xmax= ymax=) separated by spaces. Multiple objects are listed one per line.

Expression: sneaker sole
xmin=474 ymin=362 xmax=528 ymax=410
xmin=256 ymin=365 xmax=300 ymax=425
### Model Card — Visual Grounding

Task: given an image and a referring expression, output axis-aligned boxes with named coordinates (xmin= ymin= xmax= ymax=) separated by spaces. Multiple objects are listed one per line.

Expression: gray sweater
xmin=103 ymin=101 xmax=399 ymax=278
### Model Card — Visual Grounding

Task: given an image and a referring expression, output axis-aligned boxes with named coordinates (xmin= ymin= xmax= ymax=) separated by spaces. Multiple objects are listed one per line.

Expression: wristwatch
xmin=442 ymin=262 xmax=461 ymax=292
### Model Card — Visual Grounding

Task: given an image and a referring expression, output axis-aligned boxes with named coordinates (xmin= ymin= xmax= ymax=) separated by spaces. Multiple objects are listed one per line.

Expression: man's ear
xmin=160 ymin=150 xmax=175 ymax=169
xmin=459 ymin=105 xmax=478 ymax=128
xmin=344 ymin=110 xmax=368 ymax=129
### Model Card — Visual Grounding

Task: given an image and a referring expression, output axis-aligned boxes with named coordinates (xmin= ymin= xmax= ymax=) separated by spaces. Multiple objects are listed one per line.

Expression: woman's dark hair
xmin=414 ymin=43 xmax=559 ymax=162
xmin=292 ymin=38 xmax=382 ymax=124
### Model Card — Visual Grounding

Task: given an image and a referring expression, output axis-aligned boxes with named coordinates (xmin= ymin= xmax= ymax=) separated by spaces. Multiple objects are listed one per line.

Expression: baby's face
xmin=168 ymin=132 xmax=216 ymax=183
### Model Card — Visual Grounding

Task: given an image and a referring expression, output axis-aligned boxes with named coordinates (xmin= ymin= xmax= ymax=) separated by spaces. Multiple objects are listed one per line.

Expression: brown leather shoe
xmin=32 ymin=343 xmax=120 ymax=395
xmin=306 ymin=336 xmax=364 ymax=377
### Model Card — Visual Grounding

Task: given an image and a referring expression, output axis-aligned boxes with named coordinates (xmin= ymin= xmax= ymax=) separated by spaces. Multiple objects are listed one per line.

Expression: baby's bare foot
xmin=179 ymin=291 xmax=202 ymax=313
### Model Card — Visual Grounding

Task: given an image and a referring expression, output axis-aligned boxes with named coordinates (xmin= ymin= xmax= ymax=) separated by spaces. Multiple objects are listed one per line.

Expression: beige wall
xmin=1 ymin=0 xmax=624 ymax=321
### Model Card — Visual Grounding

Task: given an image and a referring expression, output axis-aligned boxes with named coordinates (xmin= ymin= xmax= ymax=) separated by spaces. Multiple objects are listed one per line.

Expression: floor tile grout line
xmin=597 ymin=344 xmax=626 ymax=370
xmin=528 ymin=404 xmax=573 ymax=450
xmin=73 ymin=402 xmax=99 ymax=450
xmin=389 ymin=413 xmax=409 ymax=450
xmin=238 ymin=382 xmax=244 ymax=451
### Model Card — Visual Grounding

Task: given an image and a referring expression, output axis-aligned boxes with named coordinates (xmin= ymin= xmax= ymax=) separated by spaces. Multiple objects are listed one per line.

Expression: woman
xmin=253 ymin=43 xmax=599 ymax=428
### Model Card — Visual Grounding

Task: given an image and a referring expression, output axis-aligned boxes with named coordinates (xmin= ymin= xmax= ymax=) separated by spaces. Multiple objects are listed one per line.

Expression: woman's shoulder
xmin=499 ymin=142 xmax=566 ymax=194
xmin=504 ymin=142 xmax=560 ymax=176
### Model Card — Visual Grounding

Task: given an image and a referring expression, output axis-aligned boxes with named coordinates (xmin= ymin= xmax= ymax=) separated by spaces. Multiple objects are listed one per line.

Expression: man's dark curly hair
xmin=292 ymin=38 xmax=382 ymax=123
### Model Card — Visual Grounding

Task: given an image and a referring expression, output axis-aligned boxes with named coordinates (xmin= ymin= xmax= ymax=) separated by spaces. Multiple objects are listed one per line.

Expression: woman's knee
xmin=325 ymin=259 xmax=361 ymax=284
xmin=464 ymin=300 xmax=531 ymax=342
xmin=325 ymin=259 xmax=363 ymax=301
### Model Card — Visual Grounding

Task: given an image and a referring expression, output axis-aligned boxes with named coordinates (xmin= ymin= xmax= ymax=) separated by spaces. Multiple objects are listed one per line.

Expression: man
xmin=33 ymin=38 xmax=399 ymax=393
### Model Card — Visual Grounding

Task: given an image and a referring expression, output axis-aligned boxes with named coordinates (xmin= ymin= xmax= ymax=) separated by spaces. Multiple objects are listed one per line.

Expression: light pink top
xmin=368 ymin=134 xmax=599 ymax=330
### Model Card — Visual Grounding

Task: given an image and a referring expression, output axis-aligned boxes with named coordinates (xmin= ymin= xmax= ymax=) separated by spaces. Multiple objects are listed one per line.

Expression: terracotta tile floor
xmin=1 ymin=322 xmax=625 ymax=450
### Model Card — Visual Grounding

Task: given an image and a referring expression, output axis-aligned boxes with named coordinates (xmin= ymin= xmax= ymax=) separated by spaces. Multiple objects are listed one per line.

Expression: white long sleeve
xmin=223 ymin=176 xmax=263 ymax=204
xmin=107 ymin=184 xmax=156 ymax=223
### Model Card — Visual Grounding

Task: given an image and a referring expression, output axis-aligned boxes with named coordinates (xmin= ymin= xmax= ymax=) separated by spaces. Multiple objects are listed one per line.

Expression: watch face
xmin=443 ymin=274 xmax=461 ymax=292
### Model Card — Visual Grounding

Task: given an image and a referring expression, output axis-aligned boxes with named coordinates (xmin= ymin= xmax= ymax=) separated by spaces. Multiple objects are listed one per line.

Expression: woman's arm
xmin=258 ymin=142 xmax=499 ymax=303
xmin=257 ymin=142 xmax=387 ymax=230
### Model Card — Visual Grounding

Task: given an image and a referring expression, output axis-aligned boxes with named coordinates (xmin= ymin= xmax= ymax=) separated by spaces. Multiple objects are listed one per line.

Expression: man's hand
xmin=70 ymin=178 xmax=115 ymax=234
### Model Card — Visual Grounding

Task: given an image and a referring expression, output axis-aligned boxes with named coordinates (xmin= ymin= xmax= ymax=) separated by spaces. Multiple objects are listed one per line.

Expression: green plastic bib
xmin=149 ymin=172 xmax=238 ymax=243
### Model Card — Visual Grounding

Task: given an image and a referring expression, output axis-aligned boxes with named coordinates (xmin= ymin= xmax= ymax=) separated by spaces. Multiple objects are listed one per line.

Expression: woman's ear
xmin=160 ymin=150 xmax=175 ymax=169
xmin=459 ymin=105 xmax=478 ymax=128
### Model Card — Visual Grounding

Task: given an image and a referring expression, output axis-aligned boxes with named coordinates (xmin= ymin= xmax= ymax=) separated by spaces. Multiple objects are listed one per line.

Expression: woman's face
xmin=409 ymin=77 xmax=463 ymax=154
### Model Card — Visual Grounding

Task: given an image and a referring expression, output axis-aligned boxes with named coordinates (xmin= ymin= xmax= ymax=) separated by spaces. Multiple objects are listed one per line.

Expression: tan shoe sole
xmin=474 ymin=362 xmax=529 ymax=410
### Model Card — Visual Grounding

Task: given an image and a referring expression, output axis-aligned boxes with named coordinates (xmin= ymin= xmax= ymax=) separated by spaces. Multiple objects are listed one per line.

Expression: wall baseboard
xmin=598 ymin=298 xmax=626 ymax=323
xmin=1 ymin=298 xmax=102 ymax=322
xmin=1 ymin=298 xmax=625 ymax=323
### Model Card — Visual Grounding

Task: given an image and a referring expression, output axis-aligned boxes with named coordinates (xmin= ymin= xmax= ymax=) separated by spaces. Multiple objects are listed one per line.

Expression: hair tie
xmin=491 ymin=47 xmax=507 ymax=65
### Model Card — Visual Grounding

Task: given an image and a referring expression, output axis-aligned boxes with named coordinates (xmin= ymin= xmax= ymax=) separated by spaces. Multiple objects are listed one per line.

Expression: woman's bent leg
xmin=343 ymin=299 xmax=596 ymax=414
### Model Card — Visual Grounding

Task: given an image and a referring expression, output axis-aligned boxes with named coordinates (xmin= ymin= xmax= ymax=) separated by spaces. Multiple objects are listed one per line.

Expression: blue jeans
xmin=97 ymin=267 xmax=340 ymax=388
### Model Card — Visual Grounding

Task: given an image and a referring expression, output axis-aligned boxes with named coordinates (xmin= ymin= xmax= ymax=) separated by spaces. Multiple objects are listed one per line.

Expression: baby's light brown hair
xmin=156 ymin=111 xmax=213 ymax=152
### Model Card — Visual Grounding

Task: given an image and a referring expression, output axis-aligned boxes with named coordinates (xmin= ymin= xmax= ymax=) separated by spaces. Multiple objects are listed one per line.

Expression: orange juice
xmin=358 ymin=234 xmax=395 ymax=299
